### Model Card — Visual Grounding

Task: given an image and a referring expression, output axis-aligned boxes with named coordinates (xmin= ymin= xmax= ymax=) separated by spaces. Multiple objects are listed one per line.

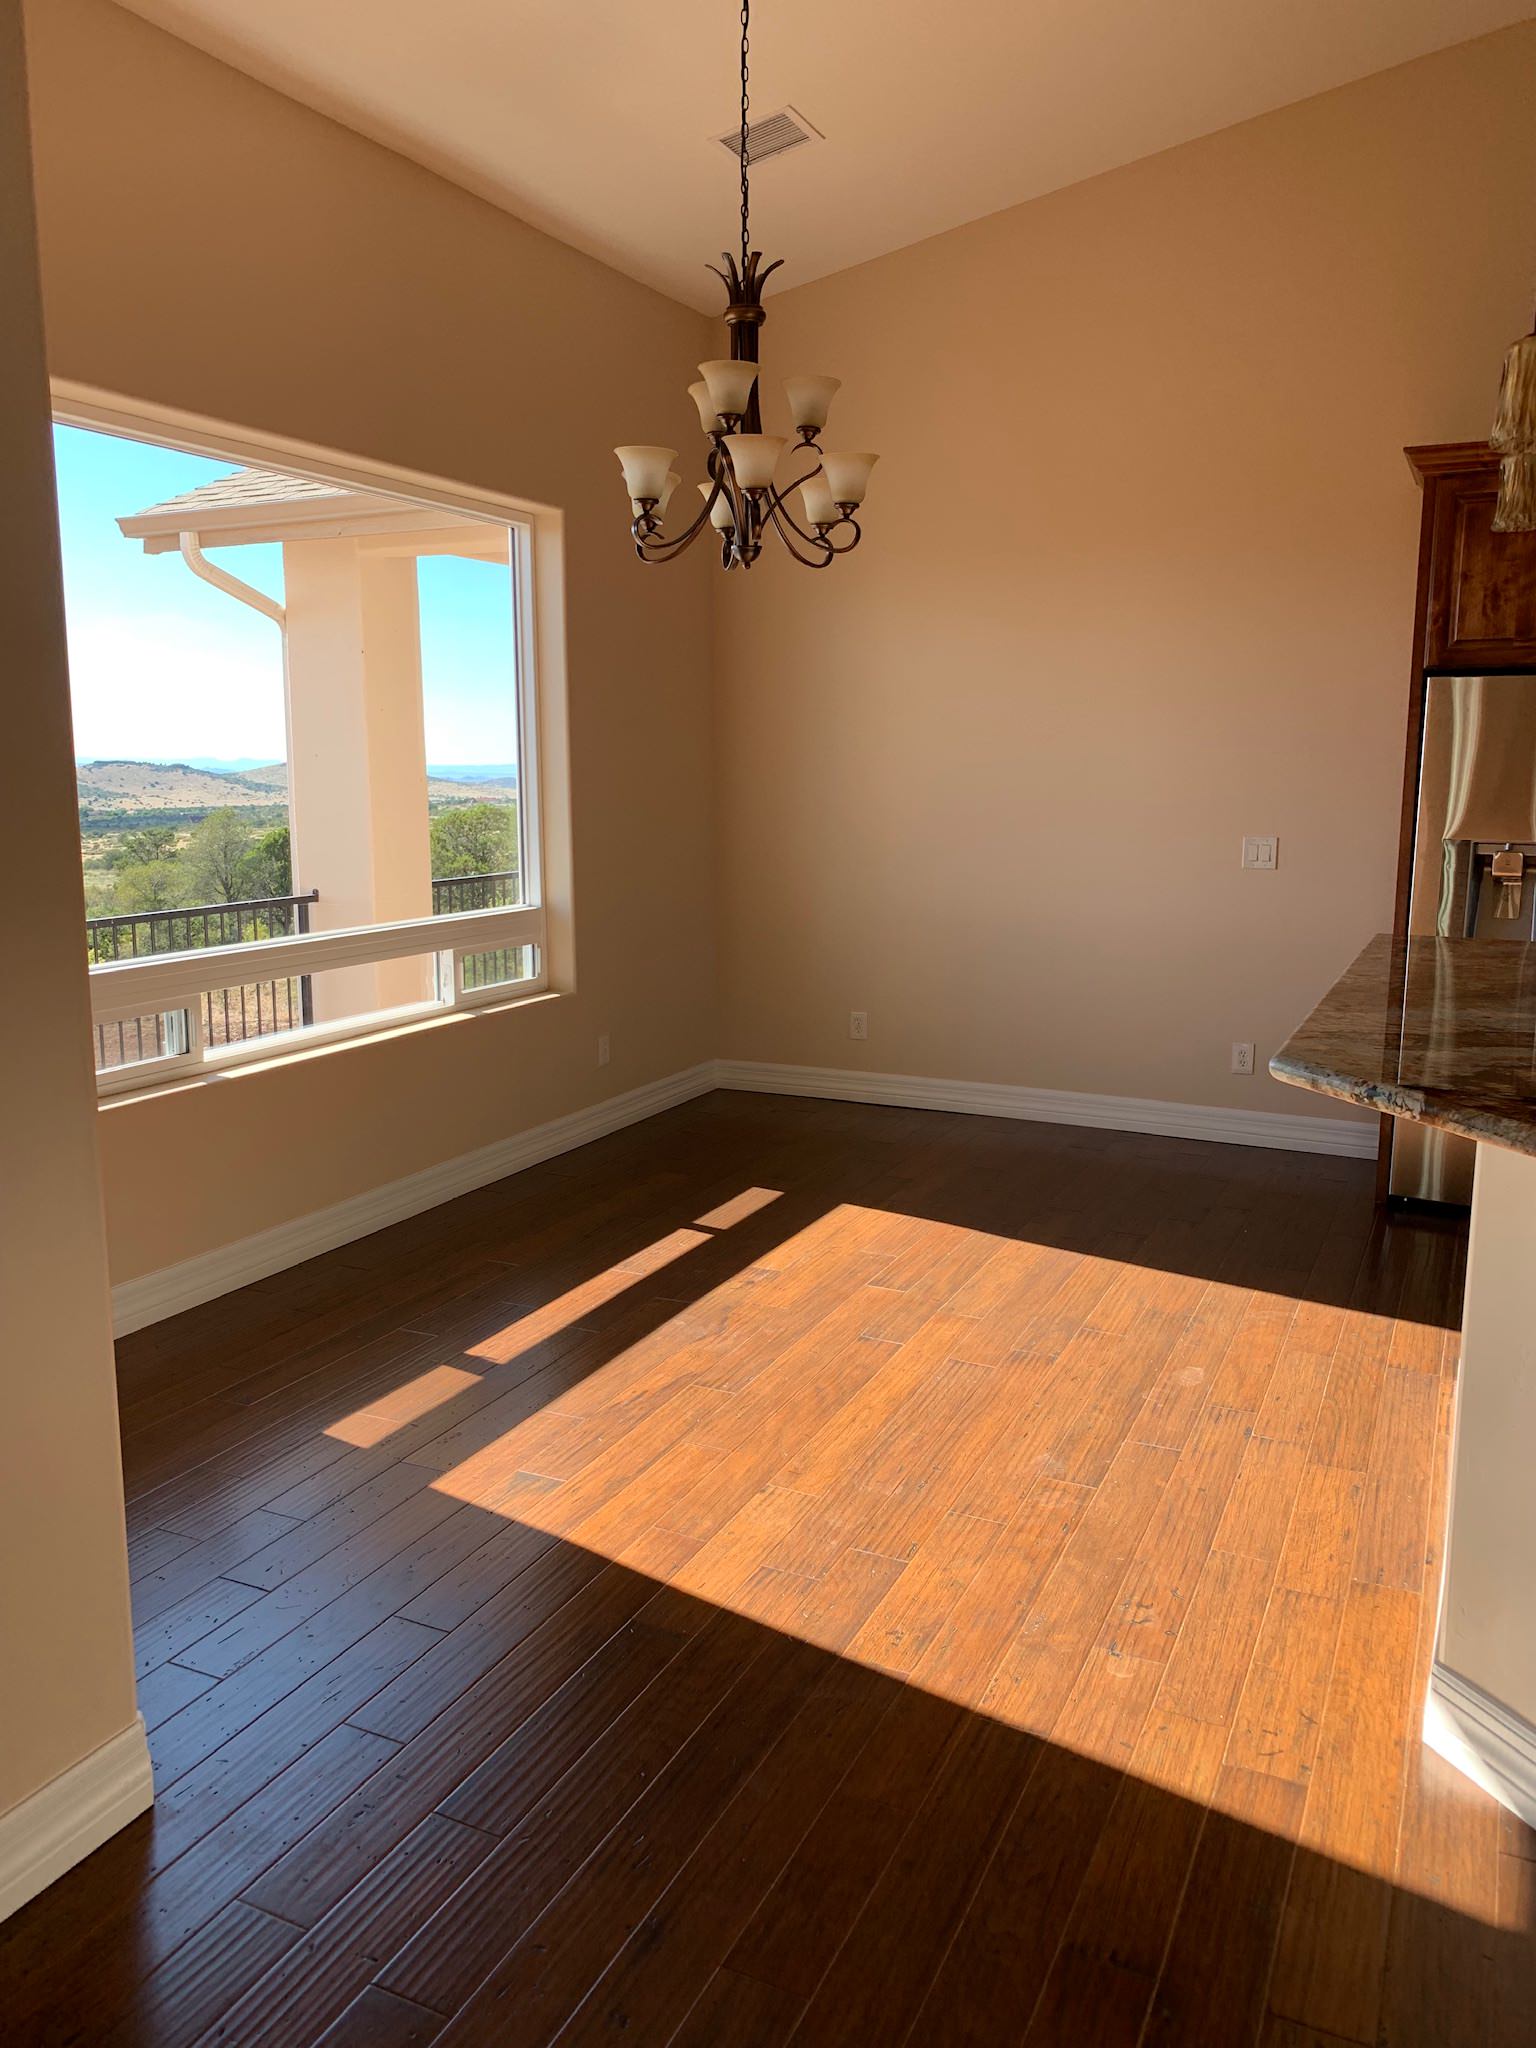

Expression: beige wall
xmin=713 ymin=23 xmax=1536 ymax=1121
xmin=22 ymin=0 xmax=716 ymax=1283
xmin=0 ymin=0 xmax=141 ymax=1835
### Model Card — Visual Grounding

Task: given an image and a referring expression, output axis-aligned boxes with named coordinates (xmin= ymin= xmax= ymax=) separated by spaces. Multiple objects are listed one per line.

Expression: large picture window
xmin=51 ymin=409 xmax=548 ymax=1093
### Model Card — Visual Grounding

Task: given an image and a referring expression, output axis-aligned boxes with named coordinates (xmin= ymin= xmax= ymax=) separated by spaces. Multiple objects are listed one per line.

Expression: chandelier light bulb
xmin=699 ymin=480 xmax=736 ymax=531
xmin=822 ymin=451 xmax=879 ymax=507
xmin=633 ymin=471 xmax=683 ymax=520
xmin=614 ymin=445 xmax=677 ymax=502
xmin=688 ymin=380 xmax=723 ymax=434
xmin=723 ymin=434 xmax=786 ymax=493
xmin=800 ymin=471 xmax=839 ymax=528
xmin=1491 ymin=329 xmax=1536 ymax=455
xmin=784 ymin=375 xmax=841 ymax=433
xmin=699 ymin=359 xmax=760 ymax=422
xmin=1493 ymin=453 xmax=1536 ymax=534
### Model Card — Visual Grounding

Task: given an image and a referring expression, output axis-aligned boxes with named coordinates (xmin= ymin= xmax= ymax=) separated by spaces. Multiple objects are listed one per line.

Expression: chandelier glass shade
xmin=615 ymin=1 xmax=876 ymax=571
xmin=1491 ymin=312 xmax=1536 ymax=534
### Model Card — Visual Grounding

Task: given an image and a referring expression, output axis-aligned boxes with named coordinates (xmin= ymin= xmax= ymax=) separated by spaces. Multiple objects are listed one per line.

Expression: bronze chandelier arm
xmin=757 ymin=432 xmax=822 ymax=506
xmin=632 ymin=448 xmax=733 ymax=563
xmin=762 ymin=493 xmax=835 ymax=568
xmin=759 ymin=455 xmax=829 ymax=538
xmin=632 ymin=493 xmax=714 ymax=562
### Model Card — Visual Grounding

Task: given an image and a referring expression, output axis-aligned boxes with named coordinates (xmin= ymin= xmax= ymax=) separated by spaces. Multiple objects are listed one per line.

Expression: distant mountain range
xmin=74 ymin=758 xmax=517 ymax=819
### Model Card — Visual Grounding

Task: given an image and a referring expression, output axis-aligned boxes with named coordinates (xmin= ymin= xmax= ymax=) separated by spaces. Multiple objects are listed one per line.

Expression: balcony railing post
xmin=86 ymin=887 xmax=323 ymax=1069
xmin=297 ymin=888 xmax=315 ymax=1026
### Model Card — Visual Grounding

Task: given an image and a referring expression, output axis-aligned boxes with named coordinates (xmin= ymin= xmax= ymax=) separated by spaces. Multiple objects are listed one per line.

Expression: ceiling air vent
xmin=716 ymin=106 xmax=823 ymax=167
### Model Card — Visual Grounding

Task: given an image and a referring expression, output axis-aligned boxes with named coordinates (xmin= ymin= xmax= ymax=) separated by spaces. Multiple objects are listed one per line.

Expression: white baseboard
xmin=111 ymin=1054 xmax=1374 ymax=1338
xmin=111 ymin=1062 xmax=717 ymax=1336
xmin=0 ymin=1718 xmax=153 ymax=1925
xmin=713 ymin=1059 xmax=1377 ymax=1159
xmin=1426 ymin=1662 xmax=1536 ymax=1832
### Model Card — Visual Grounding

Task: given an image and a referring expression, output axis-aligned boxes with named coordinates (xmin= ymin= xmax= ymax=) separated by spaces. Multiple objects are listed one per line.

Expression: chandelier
xmin=1491 ymin=302 xmax=1536 ymax=533
xmin=614 ymin=0 xmax=876 ymax=570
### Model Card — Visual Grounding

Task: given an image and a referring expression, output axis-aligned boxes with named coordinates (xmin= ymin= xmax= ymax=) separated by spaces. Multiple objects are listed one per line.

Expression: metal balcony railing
xmin=87 ymin=890 xmax=318 ymax=1068
xmin=430 ymin=870 xmax=520 ymax=915
xmin=432 ymin=870 xmax=525 ymax=988
xmin=87 ymin=872 xmax=526 ymax=1070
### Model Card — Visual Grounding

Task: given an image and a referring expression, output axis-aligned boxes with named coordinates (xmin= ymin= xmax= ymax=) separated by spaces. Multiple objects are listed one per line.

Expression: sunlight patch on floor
xmin=409 ymin=1220 xmax=1479 ymax=1915
xmin=324 ymin=1362 xmax=481 ymax=1445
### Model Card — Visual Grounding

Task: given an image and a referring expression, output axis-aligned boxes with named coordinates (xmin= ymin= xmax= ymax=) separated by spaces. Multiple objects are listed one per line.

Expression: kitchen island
xmin=1274 ymin=932 xmax=1536 ymax=1827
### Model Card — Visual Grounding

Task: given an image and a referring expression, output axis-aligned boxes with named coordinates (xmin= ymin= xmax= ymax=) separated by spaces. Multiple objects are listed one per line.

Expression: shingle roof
xmin=122 ymin=468 xmax=358 ymax=524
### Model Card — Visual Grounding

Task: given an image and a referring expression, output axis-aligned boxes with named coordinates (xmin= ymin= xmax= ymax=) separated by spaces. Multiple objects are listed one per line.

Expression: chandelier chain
xmin=738 ymin=0 xmax=751 ymax=279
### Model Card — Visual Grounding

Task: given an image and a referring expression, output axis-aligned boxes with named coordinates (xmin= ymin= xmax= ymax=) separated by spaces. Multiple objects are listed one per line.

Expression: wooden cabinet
xmin=1407 ymin=442 xmax=1536 ymax=670
xmin=1394 ymin=444 xmax=1536 ymax=940
xmin=1382 ymin=444 xmax=1536 ymax=1198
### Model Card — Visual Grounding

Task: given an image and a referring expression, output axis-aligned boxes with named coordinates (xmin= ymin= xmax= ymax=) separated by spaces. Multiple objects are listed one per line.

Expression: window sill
xmin=95 ymin=984 xmax=567 ymax=1110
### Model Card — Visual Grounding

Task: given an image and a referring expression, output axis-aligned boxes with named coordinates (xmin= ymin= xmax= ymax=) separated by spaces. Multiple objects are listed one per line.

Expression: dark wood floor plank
xmin=95 ymin=1900 xmax=299 ymax=2048
xmin=552 ymin=1659 xmax=894 ymax=2046
xmin=129 ymin=1508 xmax=300 ymax=1627
xmin=723 ymin=1681 xmax=962 ymax=2002
xmin=378 ymin=1607 xmax=771 ymax=2015
xmin=222 ymin=1459 xmax=442 ymax=1590
xmin=899 ymin=1740 xmax=1118 ymax=2048
xmin=127 ymin=1524 xmax=199 ymax=1581
xmin=314 ymin=1986 xmax=446 ymax=2046
xmin=174 ymin=1485 xmax=475 ymax=1677
xmin=137 ymin=1658 xmax=218 ymax=1734
xmin=134 ymin=1576 xmax=267 ymax=1680
xmin=788 ymin=1709 xmax=1040 ymax=2044
xmin=347 ymin=1545 xmax=643 ymax=1744
xmin=427 ymin=1637 xmax=829 ymax=2045
xmin=436 ymin=1610 xmax=695 ymax=1833
xmin=666 ymin=1967 xmax=807 ymax=2048
xmin=4 ymin=1723 xmax=397 ymax=2039
xmin=247 ymin=1581 xmax=701 ymax=1932
xmin=1142 ymin=1765 xmax=1303 ymax=2048
xmin=205 ymin=1814 xmax=494 ymax=2047
xmin=148 ymin=1617 xmax=439 ymax=1862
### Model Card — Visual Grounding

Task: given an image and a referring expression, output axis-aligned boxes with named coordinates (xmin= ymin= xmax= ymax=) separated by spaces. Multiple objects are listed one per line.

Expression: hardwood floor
xmin=4 ymin=1090 xmax=1528 ymax=2045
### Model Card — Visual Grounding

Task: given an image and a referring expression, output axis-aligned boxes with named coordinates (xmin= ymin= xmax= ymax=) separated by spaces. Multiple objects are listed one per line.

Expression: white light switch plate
xmin=1241 ymin=836 xmax=1278 ymax=870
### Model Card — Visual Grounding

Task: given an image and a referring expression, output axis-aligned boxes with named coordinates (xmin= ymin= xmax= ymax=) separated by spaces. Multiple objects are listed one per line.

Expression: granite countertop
xmin=1270 ymin=933 xmax=1536 ymax=1157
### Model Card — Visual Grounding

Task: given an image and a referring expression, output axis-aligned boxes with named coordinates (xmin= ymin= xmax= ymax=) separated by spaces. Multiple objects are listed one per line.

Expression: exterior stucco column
xmin=281 ymin=538 xmax=434 ymax=1020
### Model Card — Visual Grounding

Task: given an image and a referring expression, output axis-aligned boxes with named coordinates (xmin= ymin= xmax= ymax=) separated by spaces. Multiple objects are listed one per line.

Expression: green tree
xmin=109 ymin=858 xmax=184 ymax=913
xmin=185 ymin=808 xmax=255 ymax=903
xmin=429 ymin=802 xmax=517 ymax=881
xmin=241 ymin=824 xmax=293 ymax=901
xmin=112 ymin=822 xmax=179 ymax=868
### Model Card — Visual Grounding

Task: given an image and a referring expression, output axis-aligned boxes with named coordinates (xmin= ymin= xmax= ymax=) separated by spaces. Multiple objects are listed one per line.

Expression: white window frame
xmin=54 ymin=384 xmax=570 ymax=1096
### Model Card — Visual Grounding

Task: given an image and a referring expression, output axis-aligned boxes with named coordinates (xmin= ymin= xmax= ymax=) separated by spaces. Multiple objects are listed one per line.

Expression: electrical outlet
xmin=1241 ymin=836 xmax=1278 ymax=870
xmin=597 ymin=1033 xmax=611 ymax=1067
xmin=1231 ymin=1041 xmax=1255 ymax=1075
xmin=848 ymin=1011 xmax=868 ymax=1041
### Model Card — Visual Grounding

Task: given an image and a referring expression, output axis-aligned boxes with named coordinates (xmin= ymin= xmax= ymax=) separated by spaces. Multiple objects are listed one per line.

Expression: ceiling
xmin=115 ymin=0 xmax=1533 ymax=311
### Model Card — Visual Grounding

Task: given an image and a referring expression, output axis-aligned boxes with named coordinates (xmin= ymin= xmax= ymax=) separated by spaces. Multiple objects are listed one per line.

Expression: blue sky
xmin=52 ymin=423 xmax=519 ymax=769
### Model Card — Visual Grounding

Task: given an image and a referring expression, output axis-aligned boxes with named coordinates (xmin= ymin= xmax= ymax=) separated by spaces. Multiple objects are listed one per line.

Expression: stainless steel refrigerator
xmin=1392 ymin=672 xmax=1536 ymax=1204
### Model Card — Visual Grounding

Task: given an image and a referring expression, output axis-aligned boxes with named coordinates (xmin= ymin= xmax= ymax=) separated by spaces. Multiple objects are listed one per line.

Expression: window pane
xmin=56 ymin=420 xmax=531 ymax=1025
xmin=420 ymin=552 xmax=524 ymax=919
xmin=201 ymin=975 xmax=309 ymax=1049
xmin=460 ymin=943 xmax=538 ymax=995
xmin=93 ymin=1009 xmax=192 ymax=1075
xmin=204 ymin=954 xmax=447 ymax=1056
